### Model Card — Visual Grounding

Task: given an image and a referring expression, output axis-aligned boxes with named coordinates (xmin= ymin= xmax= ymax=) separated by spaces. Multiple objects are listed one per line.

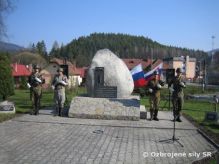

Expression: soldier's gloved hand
xmin=157 ymin=84 xmax=162 ymax=89
xmin=51 ymin=85 xmax=55 ymax=90
xmin=169 ymin=87 xmax=174 ymax=92
xmin=60 ymin=80 xmax=67 ymax=86
xmin=35 ymin=77 xmax=42 ymax=83
xmin=149 ymin=88 xmax=153 ymax=93
xmin=180 ymin=82 xmax=186 ymax=88
xmin=159 ymin=80 xmax=165 ymax=86
xmin=27 ymin=83 xmax=31 ymax=89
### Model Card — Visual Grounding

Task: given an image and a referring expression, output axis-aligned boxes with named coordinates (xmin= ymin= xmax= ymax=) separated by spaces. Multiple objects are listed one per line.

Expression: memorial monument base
xmin=68 ymin=96 xmax=140 ymax=120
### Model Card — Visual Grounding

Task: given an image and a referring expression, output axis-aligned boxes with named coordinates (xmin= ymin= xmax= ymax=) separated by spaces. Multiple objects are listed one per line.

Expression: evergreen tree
xmin=36 ymin=41 xmax=43 ymax=55
xmin=50 ymin=41 xmax=60 ymax=57
xmin=36 ymin=40 xmax=47 ymax=56
xmin=31 ymin=43 xmax=36 ymax=53
xmin=41 ymin=40 xmax=47 ymax=56
xmin=59 ymin=43 xmax=65 ymax=57
xmin=52 ymin=41 xmax=59 ymax=50
xmin=0 ymin=52 xmax=14 ymax=100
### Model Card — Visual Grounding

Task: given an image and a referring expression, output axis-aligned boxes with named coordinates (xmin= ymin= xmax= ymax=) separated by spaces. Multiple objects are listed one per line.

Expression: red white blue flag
xmin=144 ymin=63 xmax=163 ymax=86
xmin=131 ymin=64 xmax=146 ymax=87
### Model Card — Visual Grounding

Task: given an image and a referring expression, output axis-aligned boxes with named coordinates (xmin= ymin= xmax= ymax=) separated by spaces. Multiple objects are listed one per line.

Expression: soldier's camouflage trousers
xmin=31 ymin=86 xmax=42 ymax=115
xmin=149 ymin=95 xmax=160 ymax=119
xmin=54 ymin=89 xmax=65 ymax=115
xmin=172 ymin=95 xmax=184 ymax=119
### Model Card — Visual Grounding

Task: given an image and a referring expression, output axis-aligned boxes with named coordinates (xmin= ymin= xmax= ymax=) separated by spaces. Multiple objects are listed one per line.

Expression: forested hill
xmin=49 ymin=33 xmax=207 ymax=67
xmin=0 ymin=41 xmax=25 ymax=53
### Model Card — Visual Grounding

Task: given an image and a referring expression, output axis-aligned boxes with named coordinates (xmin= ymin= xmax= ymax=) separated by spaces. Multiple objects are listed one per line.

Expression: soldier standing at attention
xmin=147 ymin=70 xmax=164 ymax=121
xmin=28 ymin=65 xmax=45 ymax=115
xmin=52 ymin=68 xmax=68 ymax=116
xmin=169 ymin=68 xmax=186 ymax=122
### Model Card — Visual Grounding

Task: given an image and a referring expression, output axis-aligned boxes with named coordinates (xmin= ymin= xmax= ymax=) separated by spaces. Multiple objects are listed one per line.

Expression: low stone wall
xmin=68 ymin=96 xmax=140 ymax=120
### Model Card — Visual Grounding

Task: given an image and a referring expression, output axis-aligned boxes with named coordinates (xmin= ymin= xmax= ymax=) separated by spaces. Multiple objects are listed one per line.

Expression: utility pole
xmin=211 ymin=35 xmax=215 ymax=63
xmin=202 ymin=59 xmax=206 ymax=92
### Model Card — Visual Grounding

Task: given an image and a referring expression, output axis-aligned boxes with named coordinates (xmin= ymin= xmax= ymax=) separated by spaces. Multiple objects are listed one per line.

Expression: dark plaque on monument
xmin=94 ymin=67 xmax=104 ymax=87
xmin=94 ymin=67 xmax=117 ymax=98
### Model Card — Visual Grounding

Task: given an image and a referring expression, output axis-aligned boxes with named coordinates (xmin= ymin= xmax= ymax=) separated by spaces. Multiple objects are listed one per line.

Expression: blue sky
xmin=5 ymin=0 xmax=219 ymax=52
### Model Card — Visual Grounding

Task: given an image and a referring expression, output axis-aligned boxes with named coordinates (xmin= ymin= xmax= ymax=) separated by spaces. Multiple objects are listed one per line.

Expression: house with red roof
xmin=11 ymin=63 xmax=31 ymax=88
xmin=42 ymin=58 xmax=87 ymax=88
xmin=122 ymin=58 xmax=164 ymax=72
xmin=122 ymin=59 xmax=152 ymax=70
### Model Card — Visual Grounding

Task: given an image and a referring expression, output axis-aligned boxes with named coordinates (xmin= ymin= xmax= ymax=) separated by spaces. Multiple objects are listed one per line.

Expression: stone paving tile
xmin=0 ymin=111 xmax=217 ymax=164
xmin=16 ymin=111 xmax=196 ymax=130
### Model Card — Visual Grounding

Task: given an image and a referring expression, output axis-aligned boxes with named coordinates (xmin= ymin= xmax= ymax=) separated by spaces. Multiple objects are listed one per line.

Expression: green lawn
xmin=1 ymin=85 xmax=219 ymax=134
xmin=141 ymin=86 xmax=219 ymax=134
xmin=0 ymin=113 xmax=15 ymax=123
xmin=7 ymin=87 xmax=86 ymax=113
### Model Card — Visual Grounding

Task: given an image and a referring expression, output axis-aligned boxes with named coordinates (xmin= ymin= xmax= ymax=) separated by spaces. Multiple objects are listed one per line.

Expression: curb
xmin=197 ymin=128 xmax=219 ymax=150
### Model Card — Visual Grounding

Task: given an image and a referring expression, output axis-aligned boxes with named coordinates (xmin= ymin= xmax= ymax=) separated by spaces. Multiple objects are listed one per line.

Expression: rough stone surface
xmin=86 ymin=49 xmax=134 ymax=98
xmin=140 ymin=105 xmax=147 ymax=119
xmin=68 ymin=96 xmax=140 ymax=120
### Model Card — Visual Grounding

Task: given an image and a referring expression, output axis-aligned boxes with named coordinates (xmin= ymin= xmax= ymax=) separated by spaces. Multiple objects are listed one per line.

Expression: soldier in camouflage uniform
xmin=146 ymin=70 xmax=164 ymax=121
xmin=28 ymin=65 xmax=45 ymax=115
xmin=169 ymin=68 xmax=186 ymax=122
xmin=52 ymin=68 xmax=68 ymax=116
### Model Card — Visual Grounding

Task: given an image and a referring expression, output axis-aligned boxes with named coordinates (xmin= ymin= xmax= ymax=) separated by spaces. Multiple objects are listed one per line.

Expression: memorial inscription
xmin=94 ymin=67 xmax=117 ymax=98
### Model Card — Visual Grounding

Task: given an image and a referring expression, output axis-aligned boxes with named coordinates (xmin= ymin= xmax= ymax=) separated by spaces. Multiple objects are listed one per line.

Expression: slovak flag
xmin=131 ymin=64 xmax=146 ymax=87
xmin=144 ymin=63 xmax=163 ymax=86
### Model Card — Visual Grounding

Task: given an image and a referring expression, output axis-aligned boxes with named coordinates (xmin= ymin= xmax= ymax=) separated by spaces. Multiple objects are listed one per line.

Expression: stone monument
xmin=68 ymin=49 xmax=140 ymax=120
xmin=0 ymin=101 xmax=16 ymax=114
xmin=86 ymin=49 xmax=134 ymax=98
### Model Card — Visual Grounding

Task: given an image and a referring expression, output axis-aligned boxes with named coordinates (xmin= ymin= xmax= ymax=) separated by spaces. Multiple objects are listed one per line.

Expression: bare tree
xmin=0 ymin=0 xmax=14 ymax=40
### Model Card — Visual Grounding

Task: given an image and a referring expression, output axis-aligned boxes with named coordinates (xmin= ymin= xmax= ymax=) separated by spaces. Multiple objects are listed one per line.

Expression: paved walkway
xmin=0 ymin=110 xmax=217 ymax=164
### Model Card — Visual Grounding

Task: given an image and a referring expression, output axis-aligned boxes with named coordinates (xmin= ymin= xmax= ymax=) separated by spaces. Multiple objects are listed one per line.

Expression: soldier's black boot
xmin=176 ymin=116 xmax=182 ymax=122
xmin=53 ymin=108 xmax=58 ymax=116
xmin=34 ymin=106 xmax=37 ymax=115
xmin=153 ymin=110 xmax=159 ymax=121
xmin=153 ymin=117 xmax=159 ymax=121
xmin=30 ymin=110 xmax=33 ymax=115
xmin=58 ymin=107 xmax=61 ymax=116
xmin=149 ymin=109 xmax=153 ymax=121
xmin=60 ymin=108 xmax=64 ymax=117
xmin=172 ymin=110 xmax=177 ymax=121
xmin=36 ymin=108 xmax=39 ymax=115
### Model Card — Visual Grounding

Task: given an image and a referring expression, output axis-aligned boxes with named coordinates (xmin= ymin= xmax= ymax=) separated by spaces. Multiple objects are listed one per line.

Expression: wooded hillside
xmin=49 ymin=33 xmax=207 ymax=66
